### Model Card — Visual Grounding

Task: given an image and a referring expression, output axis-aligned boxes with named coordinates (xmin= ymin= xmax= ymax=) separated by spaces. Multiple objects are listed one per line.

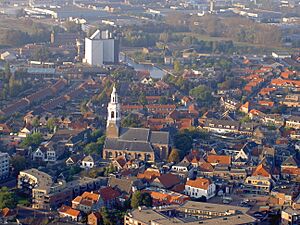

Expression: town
xmin=0 ymin=0 xmax=299 ymax=225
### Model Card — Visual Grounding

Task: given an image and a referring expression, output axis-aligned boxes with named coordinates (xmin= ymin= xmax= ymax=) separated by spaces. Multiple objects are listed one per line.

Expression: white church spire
xmin=106 ymin=84 xmax=121 ymax=138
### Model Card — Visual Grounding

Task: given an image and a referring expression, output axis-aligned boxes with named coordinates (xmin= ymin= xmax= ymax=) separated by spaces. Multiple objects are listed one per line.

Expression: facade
xmin=185 ymin=178 xmax=216 ymax=199
xmin=103 ymin=86 xmax=170 ymax=162
xmin=0 ymin=152 xmax=9 ymax=180
xmin=18 ymin=169 xmax=106 ymax=210
xmin=244 ymin=175 xmax=273 ymax=195
xmin=84 ymin=30 xmax=119 ymax=66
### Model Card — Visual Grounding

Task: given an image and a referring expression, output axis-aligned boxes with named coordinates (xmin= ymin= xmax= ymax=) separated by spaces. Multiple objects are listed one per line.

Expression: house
xmin=143 ymin=188 xmax=190 ymax=206
xmin=0 ymin=51 xmax=17 ymax=61
xmin=58 ymin=205 xmax=82 ymax=222
xmin=81 ymin=155 xmax=95 ymax=169
xmin=151 ymin=173 xmax=181 ymax=189
xmin=65 ymin=155 xmax=81 ymax=166
xmin=207 ymin=154 xmax=231 ymax=166
xmin=203 ymin=119 xmax=239 ymax=134
xmin=0 ymin=208 xmax=16 ymax=223
xmin=281 ymin=156 xmax=300 ymax=179
xmin=185 ymin=177 xmax=216 ymax=200
xmin=252 ymin=164 xmax=272 ymax=178
xmin=171 ymin=162 xmax=195 ymax=178
xmin=18 ymin=124 xmax=34 ymax=138
xmin=98 ymin=186 xmax=121 ymax=209
xmin=108 ymin=176 xmax=144 ymax=196
xmin=72 ymin=192 xmax=102 ymax=214
xmin=88 ymin=212 xmax=102 ymax=225
xmin=286 ymin=116 xmax=300 ymax=129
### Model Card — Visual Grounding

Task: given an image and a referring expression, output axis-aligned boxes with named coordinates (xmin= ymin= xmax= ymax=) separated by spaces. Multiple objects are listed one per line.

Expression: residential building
xmin=0 ymin=152 xmax=9 ymax=180
xmin=18 ymin=169 xmax=106 ymax=210
xmin=244 ymin=175 xmax=273 ymax=195
xmin=72 ymin=191 xmax=102 ymax=214
xmin=185 ymin=177 xmax=216 ymax=199
xmin=58 ymin=205 xmax=81 ymax=222
xmin=81 ymin=155 xmax=95 ymax=169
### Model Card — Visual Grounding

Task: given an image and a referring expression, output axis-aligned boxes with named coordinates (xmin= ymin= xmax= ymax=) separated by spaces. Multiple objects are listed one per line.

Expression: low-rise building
xmin=124 ymin=201 xmax=257 ymax=225
xmin=185 ymin=177 xmax=216 ymax=200
xmin=58 ymin=205 xmax=82 ymax=222
xmin=244 ymin=175 xmax=273 ymax=195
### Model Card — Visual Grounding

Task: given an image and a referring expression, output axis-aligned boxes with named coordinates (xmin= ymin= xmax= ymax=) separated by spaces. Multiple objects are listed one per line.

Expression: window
xmin=111 ymin=111 xmax=115 ymax=119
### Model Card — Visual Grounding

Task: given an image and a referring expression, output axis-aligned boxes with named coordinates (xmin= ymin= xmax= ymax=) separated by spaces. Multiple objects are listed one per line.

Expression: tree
xmin=189 ymin=85 xmax=213 ymax=104
xmin=173 ymin=133 xmax=193 ymax=157
xmin=0 ymin=187 xmax=17 ymax=209
xmin=20 ymin=133 xmax=43 ymax=149
xmin=131 ymin=191 xmax=142 ymax=209
xmin=11 ymin=155 xmax=27 ymax=174
xmin=173 ymin=60 xmax=181 ymax=72
xmin=168 ymin=148 xmax=180 ymax=163
xmin=131 ymin=191 xmax=153 ymax=209
xmin=46 ymin=118 xmax=57 ymax=132
xmin=141 ymin=192 xmax=152 ymax=207
xmin=83 ymin=143 xmax=100 ymax=155
xmin=138 ymin=92 xmax=147 ymax=105
xmin=32 ymin=118 xmax=39 ymax=128
xmin=122 ymin=114 xmax=142 ymax=128
xmin=100 ymin=207 xmax=113 ymax=225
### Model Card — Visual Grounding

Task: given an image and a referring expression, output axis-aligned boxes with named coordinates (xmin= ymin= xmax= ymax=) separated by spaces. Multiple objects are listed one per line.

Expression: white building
xmin=81 ymin=155 xmax=95 ymax=169
xmin=0 ymin=152 xmax=9 ymax=180
xmin=84 ymin=30 xmax=119 ymax=66
xmin=185 ymin=177 xmax=216 ymax=199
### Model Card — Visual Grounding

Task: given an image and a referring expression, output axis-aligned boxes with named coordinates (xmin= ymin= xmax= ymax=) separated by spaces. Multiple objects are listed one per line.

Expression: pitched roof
xmin=252 ymin=164 xmax=271 ymax=177
xmin=98 ymin=186 xmax=121 ymax=202
xmin=81 ymin=191 xmax=100 ymax=202
xmin=207 ymin=155 xmax=231 ymax=165
xmin=154 ymin=173 xmax=181 ymax=189
xmin=58 ymin=205 xmax=80 ymax=217
xmin=186 ymin=178 xmax=212 ymax=190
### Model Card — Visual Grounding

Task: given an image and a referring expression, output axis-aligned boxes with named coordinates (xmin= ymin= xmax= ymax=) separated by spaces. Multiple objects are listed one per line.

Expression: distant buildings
xmin=84 ymin=30 xmax=119 ymax=66
xmin=0 ymin=152 xmax=9 ymax=180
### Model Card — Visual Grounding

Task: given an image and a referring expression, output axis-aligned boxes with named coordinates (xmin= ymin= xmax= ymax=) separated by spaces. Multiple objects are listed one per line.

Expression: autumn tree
xmin=168 ymin=148 xmax=180 ymax=163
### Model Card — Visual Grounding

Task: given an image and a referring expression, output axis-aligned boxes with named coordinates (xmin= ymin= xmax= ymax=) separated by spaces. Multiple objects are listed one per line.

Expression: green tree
xmin=173 ymin=133 xmax=193 ymax=157
xmin=173 ymin=60 xmax=181 ymax=72
xmin=131 ymin=191 xmax=142 ymax=209
xmin=189 ymin=85 xmax=213 ymax=104
xmin=138 ymin=92 xmax=147 ymax=105
xmin=122 ymin=114 xmax=142 ymax=128
xmin=168 ymin=148 xmax=180 ymax=163
xmin=11 ymin=155 xmax=27 ymax=174
xmin=141 ymin=192 xmax=152 ymax=207
xmin=83 ymin=142 xmax=100 ymax=155
xmin=32 ymin=118 xmax=39 ymax=128
xmin=46 ymin=118 xmax=57 ymax=132
xmin=0 ymin=187 xmax=17 ymax=209
xmin=131 ymin=191 xmax=153 ymax=209
xmin=20 ymin=132 xmax=43 ymax=149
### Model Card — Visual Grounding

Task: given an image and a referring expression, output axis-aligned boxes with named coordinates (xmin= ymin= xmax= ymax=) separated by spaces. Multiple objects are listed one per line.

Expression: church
xmin=103 ymin=86 xmax=170 ymax=162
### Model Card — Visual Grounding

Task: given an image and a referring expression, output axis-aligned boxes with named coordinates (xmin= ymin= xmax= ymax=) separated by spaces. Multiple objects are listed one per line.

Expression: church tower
xmin=106 ymin=85 xmax=121 ymax=138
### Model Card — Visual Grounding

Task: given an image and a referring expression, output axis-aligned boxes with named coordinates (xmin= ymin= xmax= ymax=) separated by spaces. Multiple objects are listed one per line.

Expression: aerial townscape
xmin=0 ymin=0 xmax=299 ymax=225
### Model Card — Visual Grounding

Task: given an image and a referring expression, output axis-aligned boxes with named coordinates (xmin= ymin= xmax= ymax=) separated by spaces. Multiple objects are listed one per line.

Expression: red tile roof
xmin=186 ymin=178 xmax=212 ymax=190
